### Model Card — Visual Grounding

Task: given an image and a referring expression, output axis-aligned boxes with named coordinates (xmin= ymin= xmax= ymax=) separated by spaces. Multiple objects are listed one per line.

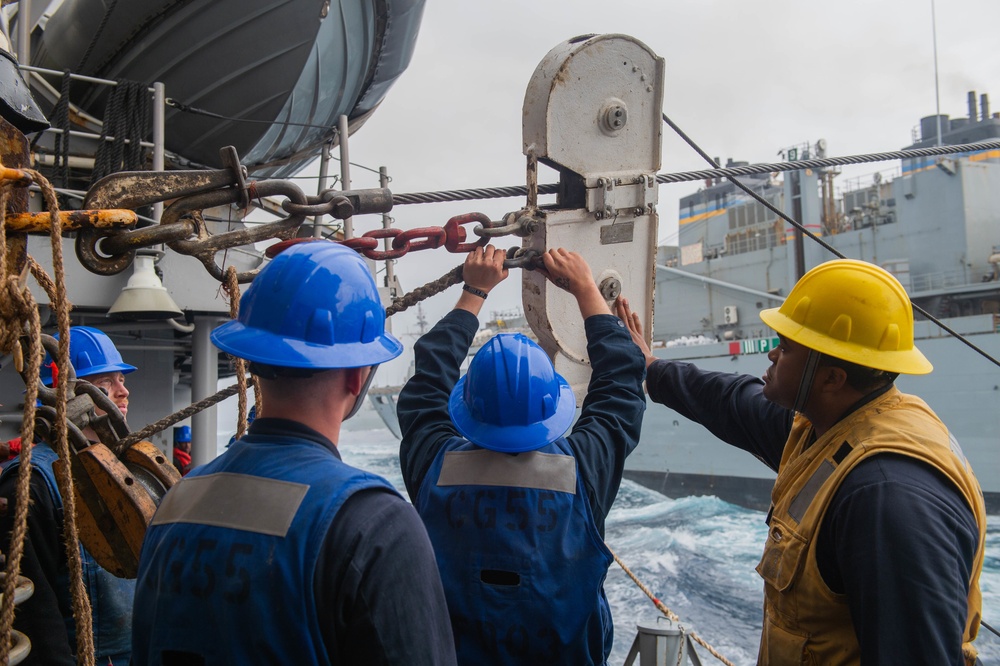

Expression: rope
xmin=609 ymin=547 xmax=735 ymax=666
xmin=114 ymin=383 xmax=246 ymax=454
xmin=29 ymin=169 xmax=96 ymax=665
xmin=223 ymin=267 xmax=261 ymax=436
xmin=26 ymin=256 xmax=59 ymax=304
xmin=75 ymin=0 xmax=118 ymax=73
xmin=91 ymin=80 xmax=151 ymax=186
xmin=48 ymin=71 xmax=73 ymax=190
xmin=14 ymin=169 xmax=94 ymax=666
xmin=0 ymin=187 xmax=42 ymax=662
xmin=0 ymin=301 xmax=40 ymax=664
xmin=386 ymin=265 xmax=463 ymax=317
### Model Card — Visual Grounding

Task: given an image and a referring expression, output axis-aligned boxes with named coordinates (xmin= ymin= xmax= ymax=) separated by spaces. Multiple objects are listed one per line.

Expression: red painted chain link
xmin=444 ymin=213 xmax=491 ymax=252
xmin=265 ymin=213 xmax=493 ymax=260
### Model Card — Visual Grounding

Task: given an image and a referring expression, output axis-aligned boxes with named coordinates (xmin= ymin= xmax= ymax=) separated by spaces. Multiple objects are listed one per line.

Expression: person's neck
xmin=261 ymin=404 xmax=344 ymax=448
xmin=806 ymin=387 xmax=876 ymax=438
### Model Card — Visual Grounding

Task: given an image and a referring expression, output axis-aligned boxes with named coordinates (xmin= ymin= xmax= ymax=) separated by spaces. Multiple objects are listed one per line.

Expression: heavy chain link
xmin=339 ymin=212 xmax=494 ymax=260
xmin=75 ymin=176 xmax=527 ymax=282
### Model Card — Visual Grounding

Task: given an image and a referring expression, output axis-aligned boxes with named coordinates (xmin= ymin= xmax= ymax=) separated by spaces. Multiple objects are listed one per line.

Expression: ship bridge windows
xmin=728 ymin=194 xmax=780 ymax=231
xmin=725 ymin=223 xmax=782 ymax=256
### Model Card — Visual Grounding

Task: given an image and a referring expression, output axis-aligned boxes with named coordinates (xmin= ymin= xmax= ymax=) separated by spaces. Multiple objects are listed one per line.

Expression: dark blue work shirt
xmin=398 ymin=309 xmax=647 ymax=536
xmin=231 ymin=418 xmax=455 ymax=665
xmin=645 ymin=360 xmax=981 ymax=665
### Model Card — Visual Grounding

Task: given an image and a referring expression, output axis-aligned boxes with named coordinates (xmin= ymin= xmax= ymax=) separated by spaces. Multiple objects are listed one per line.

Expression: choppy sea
xmin=336 ymin=412 xmax=1000 ymax=666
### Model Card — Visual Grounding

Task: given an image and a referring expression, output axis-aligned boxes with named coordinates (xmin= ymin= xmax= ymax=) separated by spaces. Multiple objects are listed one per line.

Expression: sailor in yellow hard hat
xmin=617 ymin=259 xmax=986 ymax=666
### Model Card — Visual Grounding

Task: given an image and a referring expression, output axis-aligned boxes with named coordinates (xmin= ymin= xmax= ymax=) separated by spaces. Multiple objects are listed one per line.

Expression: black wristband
xmin=462 ymin=284 xmax=488 ymax=299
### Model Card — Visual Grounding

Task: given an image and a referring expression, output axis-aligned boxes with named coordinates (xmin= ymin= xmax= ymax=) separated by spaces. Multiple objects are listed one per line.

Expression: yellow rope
xmin=608 ymin=546 xmax=736 ymax=666
xmin=0 ymin=187 xmax=43 ymax=663
xmin=223 ymin=266 xmax=260 ymax=436
xmin=29 ymin=168 xmax=96 ymax=666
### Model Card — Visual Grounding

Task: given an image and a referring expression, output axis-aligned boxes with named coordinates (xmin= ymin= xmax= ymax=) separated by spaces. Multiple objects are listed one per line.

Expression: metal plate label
xmin=600 ymin=220 xmax=634 ymax=245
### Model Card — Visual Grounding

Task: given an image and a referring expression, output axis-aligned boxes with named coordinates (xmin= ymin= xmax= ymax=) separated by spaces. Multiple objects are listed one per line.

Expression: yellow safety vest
xmin=755 ymin=387 xmax=986 ymax=665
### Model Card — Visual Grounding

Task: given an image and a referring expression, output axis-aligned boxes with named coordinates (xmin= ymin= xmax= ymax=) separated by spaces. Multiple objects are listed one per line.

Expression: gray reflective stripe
xmin=151 ymin=472 xmax=309 ymax=537
xmin=437 ymin=449 xmax=577 ymax=494
xmin=787 ymin=460 xmax=835 ymax=524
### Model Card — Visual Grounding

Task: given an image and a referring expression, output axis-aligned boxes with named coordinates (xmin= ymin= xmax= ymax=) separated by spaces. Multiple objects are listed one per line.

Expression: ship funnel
xmin=968 ymin=91 xmax=977 ymax=121
xmin=981 ymin=94 xmax=990 ymax=122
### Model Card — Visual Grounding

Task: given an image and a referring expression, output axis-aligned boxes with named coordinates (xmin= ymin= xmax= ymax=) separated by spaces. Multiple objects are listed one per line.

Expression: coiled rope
xmin=0 ymin=169 xmax=96 ymax=665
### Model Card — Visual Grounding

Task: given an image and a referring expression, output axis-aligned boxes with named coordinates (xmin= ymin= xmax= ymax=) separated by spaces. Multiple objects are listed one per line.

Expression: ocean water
xmin=338 ymin=418 xmax=1000 ymax=666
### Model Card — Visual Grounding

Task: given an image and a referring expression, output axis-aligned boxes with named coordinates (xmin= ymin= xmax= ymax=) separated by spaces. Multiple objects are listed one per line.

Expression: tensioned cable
xmin=386 ymin=132 xmax=1000 ymax=370
xmin=660 ymin=113 xmax=1000 ymax=371
xmin=390 ymin=140 xmax=1000 ymax=206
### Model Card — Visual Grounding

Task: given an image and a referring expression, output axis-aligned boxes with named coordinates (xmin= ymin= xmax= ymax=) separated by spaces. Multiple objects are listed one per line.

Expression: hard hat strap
xmin=345 ymin=365 xmax=379 ymax=420
xmin=793 ymin=349 xmax=822 ymax=414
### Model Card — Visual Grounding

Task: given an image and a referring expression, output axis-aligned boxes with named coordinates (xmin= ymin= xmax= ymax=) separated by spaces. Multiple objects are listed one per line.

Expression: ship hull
xmin=625 ymin=323 xmax=1000 ymax=513
xmin=361 ymin=320 xmax=1000 ymax=512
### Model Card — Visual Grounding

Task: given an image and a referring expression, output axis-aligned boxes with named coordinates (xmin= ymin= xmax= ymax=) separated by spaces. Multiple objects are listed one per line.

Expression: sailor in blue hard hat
xmin=40 ymin=325 xmax=136 ymax=437
xmin=398 ymin=245 xmax=647 ymax=665
xmin=132 ymin=240 xmax=458 ymax=665
xmin=172 ymin=425 xmax=192 ymax=475
xmin=0 ymin=325 xmax=137 ymax=665
xmin=448 ymin=332 xmax=576 ymax=453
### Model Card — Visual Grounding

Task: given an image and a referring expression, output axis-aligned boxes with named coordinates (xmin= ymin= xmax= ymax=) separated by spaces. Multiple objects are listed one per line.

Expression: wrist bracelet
xmin=462 ymin=284 xmax=488 ymax=299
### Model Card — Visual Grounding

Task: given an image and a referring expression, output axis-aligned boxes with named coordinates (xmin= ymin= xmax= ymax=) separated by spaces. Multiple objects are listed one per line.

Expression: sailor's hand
xmin=540 ymin=248 xmax=594 ymax=295
xmin=463 ymin=245 xmax=508 ymax=293
xmin=616 ymin=295 xmax=656 ymax=367
xmin=541 ymin=248 xmax=609 ymax=317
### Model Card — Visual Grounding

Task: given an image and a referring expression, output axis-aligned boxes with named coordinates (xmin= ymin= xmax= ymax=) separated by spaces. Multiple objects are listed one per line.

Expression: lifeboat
xmin=6 ymin=0 xmax=425 ymax=176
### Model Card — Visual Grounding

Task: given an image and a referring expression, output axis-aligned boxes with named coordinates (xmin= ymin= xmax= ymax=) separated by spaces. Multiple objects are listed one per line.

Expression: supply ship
xmin=624 ymin=92 xmax=1000 ymax=512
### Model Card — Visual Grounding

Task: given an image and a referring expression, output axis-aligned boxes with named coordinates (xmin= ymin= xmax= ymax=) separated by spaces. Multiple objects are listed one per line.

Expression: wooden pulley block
xmin=55 ymin=443 xmax=157 ymax=579
xmin=122 ymin=440 xmax=182 ymax=502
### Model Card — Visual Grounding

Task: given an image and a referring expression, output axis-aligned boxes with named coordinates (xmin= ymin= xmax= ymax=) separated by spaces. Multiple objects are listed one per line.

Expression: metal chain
xmin=67 ymin=138 xmax=1000 ymax=283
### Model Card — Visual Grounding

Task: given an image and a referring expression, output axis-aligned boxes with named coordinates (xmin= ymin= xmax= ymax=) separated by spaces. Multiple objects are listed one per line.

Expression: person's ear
xmin=817 ymin=365 xmax=848 ymax=393
xmin=344 ymin=367 xmax=367 ymax=397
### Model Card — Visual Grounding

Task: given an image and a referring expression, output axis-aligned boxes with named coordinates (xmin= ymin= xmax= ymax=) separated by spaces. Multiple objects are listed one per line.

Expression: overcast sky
xmin=317 ymin=0 xmax=1000 ymax=385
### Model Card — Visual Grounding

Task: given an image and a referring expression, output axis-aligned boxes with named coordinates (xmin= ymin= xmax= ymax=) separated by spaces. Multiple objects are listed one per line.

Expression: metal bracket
xmin=586 ymin=174 xmax=658 ymax=219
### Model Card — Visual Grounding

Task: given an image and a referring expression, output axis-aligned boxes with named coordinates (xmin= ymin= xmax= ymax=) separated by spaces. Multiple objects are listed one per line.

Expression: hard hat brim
xmin=447 ymin=374 xmax=577 ymax=452
xmin=760 ymin=307 xmax=933 ymax=375
xmin=41 ymin=361 xmax=136 ymax=387
xmin=211 ymin=320 xmax=403 ymax=369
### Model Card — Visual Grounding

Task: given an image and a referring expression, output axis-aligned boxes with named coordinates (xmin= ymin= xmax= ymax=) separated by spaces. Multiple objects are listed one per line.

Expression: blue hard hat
xmin=40 ymin=326 xmax=137 ymax=387
xmin=211 ymin=241 xmax=403 ymax=369
xmin=448 ymin=333 xmax=576 ymax=452
xmin=175 ymin=425 xmax=191 ymax=443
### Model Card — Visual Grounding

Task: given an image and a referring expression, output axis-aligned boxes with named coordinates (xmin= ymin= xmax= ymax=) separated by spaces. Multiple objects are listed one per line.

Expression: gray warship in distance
xmin=626 ymin=91 xmax=1000 ymax=512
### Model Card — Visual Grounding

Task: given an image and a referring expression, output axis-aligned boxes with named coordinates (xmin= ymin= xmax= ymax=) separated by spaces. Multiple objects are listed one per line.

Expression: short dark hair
xmin=819 ymin=354 xmax=898 ymax=393
xmin=249 ymin=362 xmax=328 ymax=380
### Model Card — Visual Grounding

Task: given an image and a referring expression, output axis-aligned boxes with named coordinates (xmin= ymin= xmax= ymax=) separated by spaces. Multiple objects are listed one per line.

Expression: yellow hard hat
xmin=759 ymin=259 xmax=932 ymax=375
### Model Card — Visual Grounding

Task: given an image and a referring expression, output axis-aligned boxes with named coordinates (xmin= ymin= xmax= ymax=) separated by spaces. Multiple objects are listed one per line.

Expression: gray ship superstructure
xmin=624 ymin=92 xmax=1000 ymax=511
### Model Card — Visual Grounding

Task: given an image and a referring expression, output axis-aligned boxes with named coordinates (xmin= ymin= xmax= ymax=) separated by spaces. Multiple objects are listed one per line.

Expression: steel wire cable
xmin=659 ymin=112 xmax=1000 ymax=371
xmin=390 ymin=140 xmax=1000 ymax=206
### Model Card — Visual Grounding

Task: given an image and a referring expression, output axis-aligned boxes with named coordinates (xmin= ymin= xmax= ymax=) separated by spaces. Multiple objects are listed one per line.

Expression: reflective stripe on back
xmin=437 ymin=449 xmax=577 ymax=494
xmin=152 ymin=472 xmax=308 ymax=537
